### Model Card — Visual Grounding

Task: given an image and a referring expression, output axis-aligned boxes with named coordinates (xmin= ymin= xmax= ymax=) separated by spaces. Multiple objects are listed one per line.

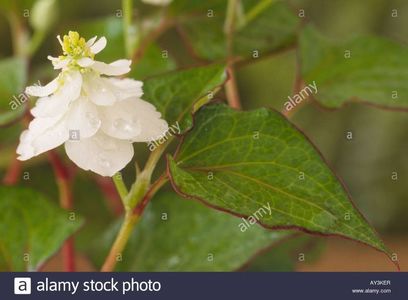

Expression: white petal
xmin=108 ymin=78 xmax=144 ymax=100
xmin=57 ymin=35 xmax=63 ymax=47
xmin=90 ymin=37 xmax=107 ymax=54
xmin=65 ymin=131 xmax=134 ymax=177
xmin=28 ymin=114 xmax=62 ymax=136
xmin=47 ymin=55 xmax=59 ymax=62
xmin=91 ymin=59 xmax=131 ymax=76
xmin=82 ymin=75 xmax=143 ymax=106
xmin=31 ymin=70 xmax=82 ymax=118
xmin=86 ymin=36 xmax=98 ymax=47
xmin=25 ymin=76 xmax=59 ymax=97
xmin=17 ymin=118 xmax=69 ymax=160
xmin=17 ymin=130 xmax=35 ymax=160
xmin=82 ymin=73 xmax=117 ymax=106
xmin=30 ymin=119 xmax=69 ymax=155
xmin=48 ymin=56 xmax=71 ymax=69
xmin=99 ymin=97 xmax=168 ymax=141
xmin=77 ymin=57 xmax=95 ymax=67
xmin=65 ymin=96 xmax=101 ymax=139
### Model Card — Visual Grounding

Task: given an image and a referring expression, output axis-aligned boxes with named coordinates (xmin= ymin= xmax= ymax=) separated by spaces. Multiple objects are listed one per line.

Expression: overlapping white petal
xmin=16 ymin=130 xmax=35 ymax=160
xmin=48 ymin=55 xmax=71 ymax=69
xmin=91 ymin=59 xmax=131 ymax=76
xmin=17 ymin=118 xmax=69 ymax=160
xmin=77 ymin=57 xmax=94 ymax=68
xmin=65 ymin=131 xmax=134 ymax=177
xmin=86 ymin=36 xmax=98 ymax=47
xmin=31 ymin=70 xmax=82 ymax=118
xmin=82 ymin=73 xmax=117 ymax=105
xmin=83 ymin=73 xmax=144 ymax=106
xmin=26 ymin=76 xmax=59 ymax=97
xmin=108 ymin=78 xmax=144 ymax=100
xmin=65 ymin=96 xmax=101 ymax=138
xmin=99 ymin=97 xmax=168 ymax=141
xmin=90 ymin=37 xmax=107 ymax=54
xmin=17 ymin=32 xmax=168 ymax=176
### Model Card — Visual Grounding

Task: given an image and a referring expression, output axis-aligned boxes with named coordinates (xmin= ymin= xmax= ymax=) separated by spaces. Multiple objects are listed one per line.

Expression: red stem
xmin=2 ymin=155 xmax=21 ymax=185
xmin=48 ymin=150 xmax=76 ymax=272
xmin=283 ymin=49 xmax=306 ymax=118
xmin=132 ymin=174 xmax=168 ymax=217
xmin=95 ymin=176 xmax=124 ymax=216
xmin=225 ymin=65 xmax=242 ymax=109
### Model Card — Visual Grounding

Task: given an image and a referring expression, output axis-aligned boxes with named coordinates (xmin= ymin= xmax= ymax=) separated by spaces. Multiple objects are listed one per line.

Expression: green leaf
xmin=0 ymin=106 xmax=26 ymax=127
xmin=0 ymin=186 xmax=83 ymax=271
xmin=93 ymin=189 xmax=292 ymax=271
xmin=178 ymin=1 xmax=299 ymax=61
xmin=300 ymin=25 xmax=408 ymax=109
xmin=246 ymin=235 xmax=325 ymax=271
xmin=143 ymin=64 xmax=226 ymax=132
xmin=168 ymin=104 xmax=391 ymax=259
xmin=0 ymin=57 xmax=27 ymax=126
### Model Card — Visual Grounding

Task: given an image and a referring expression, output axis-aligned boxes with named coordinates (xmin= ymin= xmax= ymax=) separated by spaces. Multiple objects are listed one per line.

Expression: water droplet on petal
xmin=113 ymin=118 xmax=138 ymax=133
xmin=85 ymin=111 xmax=101 ymax=128
xmin=98 ymin=153 xmax=111 ymax=168
xmin=94 ymin=135 xmax=117 ymax=151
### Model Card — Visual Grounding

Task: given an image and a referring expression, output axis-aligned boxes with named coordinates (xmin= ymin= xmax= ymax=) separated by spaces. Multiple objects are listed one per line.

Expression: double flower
xmin=17 ymin=31 xmax=168 ymax=176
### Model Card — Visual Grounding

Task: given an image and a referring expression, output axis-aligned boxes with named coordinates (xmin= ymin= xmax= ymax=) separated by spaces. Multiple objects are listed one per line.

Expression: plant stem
xmin=133 ymin=174 xmax=168 ymax=216
xmin=101 ymin=142 xmax=170 ymax=271
xmin=224 ymin=0 xmax=242 ymax=109
xmin=101 ymin=211 xmax=139 ymax=272
xmin=125 ymin=142 xmax=167 ymax=209
xmin=95 ymin=177 xmax=124 ymax=216
xmin=243 ymin=0 xmax=275 ymax=27
xmin=143 ymin=142 xmax=167 ymax=179
xmin=7 ymin=10 xmax=28 ymax=58
xmin=224 ymin=0 xmax=238 ymax=36
xmin=225 ymin=66 xmax=242 ymax=109
xmin=112 ymin=172 xmax=128 ymax=205
xmin=48 ymin=151 xmax=76 ymax=272
xmin=283 ymin=49 xmax=306 ymax=118
xmin=2 ymin=155 xmax=21 ymax=185
xmin=122 ymin=0 xmax=133 ymax=57
xmin=101 ymin=173 xmax=168 ymax=272
xmin=28 ymin=29 xmax=46 ymax=57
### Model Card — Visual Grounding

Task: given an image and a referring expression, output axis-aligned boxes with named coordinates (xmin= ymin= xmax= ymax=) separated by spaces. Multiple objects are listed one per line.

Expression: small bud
xmin=30 ymin=0 xmax=58 ymax=32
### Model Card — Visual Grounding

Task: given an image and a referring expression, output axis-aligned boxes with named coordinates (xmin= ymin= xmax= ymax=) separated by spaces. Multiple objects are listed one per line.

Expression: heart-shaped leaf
xmin=300 ymin=25 xmax=408 ymax=110
xmin=143 ymin=64 xmax=226 ymax=133
xmin=168 ymin=104 xmax=392 ymax=263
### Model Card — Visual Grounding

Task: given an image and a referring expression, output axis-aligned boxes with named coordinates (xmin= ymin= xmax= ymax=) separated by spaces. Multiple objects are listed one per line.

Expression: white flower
xmin=142 ymin=0 xmax=172 ymax=6
xmin=17 ymin=31 xmax=168 ymax=177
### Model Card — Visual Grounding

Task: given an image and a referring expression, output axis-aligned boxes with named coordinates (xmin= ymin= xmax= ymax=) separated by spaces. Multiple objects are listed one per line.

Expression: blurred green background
xmin=0 ymin=0 xmax=407 ymax=271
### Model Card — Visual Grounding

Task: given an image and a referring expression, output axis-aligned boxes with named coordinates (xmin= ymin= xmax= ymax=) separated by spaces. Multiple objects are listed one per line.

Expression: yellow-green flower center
xmin=61 ymin=31 xmax=94 ymax=59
